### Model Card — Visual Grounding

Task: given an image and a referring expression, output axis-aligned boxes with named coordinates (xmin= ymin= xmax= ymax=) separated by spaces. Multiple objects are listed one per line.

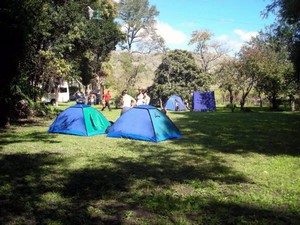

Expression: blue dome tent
xmin=48 ymin=104 xmax=110 ymax=136
xmin=165 ymin=95 xmax=187 ymax=111
xmin=107 ymin=105 xmax=182 ymax=142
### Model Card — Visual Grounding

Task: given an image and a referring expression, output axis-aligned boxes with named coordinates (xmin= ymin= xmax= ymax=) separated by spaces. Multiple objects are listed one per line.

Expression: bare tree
xmin=117 ymin=0 xmax=159 ymax=52
xmin=189 ymin=30 xmax=227 ymax=73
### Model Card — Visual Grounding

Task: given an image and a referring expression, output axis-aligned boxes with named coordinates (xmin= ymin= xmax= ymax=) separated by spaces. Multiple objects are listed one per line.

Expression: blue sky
xmin=149 ymin=0 xmax=276 ymax=54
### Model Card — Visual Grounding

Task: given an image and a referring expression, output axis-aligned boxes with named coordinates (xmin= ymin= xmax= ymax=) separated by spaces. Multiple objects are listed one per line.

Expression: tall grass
xmin=1 ymin=104 xmax=300 ymax=225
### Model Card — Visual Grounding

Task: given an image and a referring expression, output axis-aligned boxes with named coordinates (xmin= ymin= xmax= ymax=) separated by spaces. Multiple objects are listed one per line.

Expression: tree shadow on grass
xmin=1 ymin=144 xmax=299 ymax=224
xmin=1 ymin=111 xmax=300 ymax=224
xmin=0 ymin=130 xmax=60 ymax=150
xmin=61 ymin=141 xmax=299 ymax=224
xmin=0 ymin=153 xmax=66 ymax=225
xmin=174 ymin=111 xmax=300 ymax=156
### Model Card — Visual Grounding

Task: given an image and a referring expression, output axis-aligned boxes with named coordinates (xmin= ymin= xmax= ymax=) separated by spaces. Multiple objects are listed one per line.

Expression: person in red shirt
xmin=101 ymin=90 xmax=111 ymax=111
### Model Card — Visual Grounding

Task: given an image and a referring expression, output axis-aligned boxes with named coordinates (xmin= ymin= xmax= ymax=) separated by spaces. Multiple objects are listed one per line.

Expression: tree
xmin=136 ymin=30 xmax=167 ymax=53
xmin=189 ymin=30 xmax=227 ymax=73
xmin=79 ymin=56 xmax=94 ymax=92
xmin=238 ymin=35 xmax=295 ymax=110
xmin=149 ymin=50 xmax=209 ymax=105
xmin=265 ymin=0 xmax=300 ymax=81
xmin=0 ymin=0 xmax=37 ymax=127
xmin=39 ymin=50 xmax=72 ymax=106
xmin=115 ymin=52 xmax=146 ymax=92
xmin=0 ymin=0 xmax=123 ymax=127
xmin=117 ymin=0 xmax=159 ymax=52
xmin=236 ymin=43 xmax=262 ymax=111
xmin=253 ymin=40 xmax=294 ymax=110
xmin=79 ymin=0 xmax=123 ymax=96
xmin=217 ymin=58 xmax=240 ymax=111
xmin=40 ymin=0 xmax=121 ymax=99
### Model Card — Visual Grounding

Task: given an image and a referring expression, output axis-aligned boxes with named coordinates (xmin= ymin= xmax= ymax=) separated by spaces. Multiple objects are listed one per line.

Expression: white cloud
xmin=226 ymin=40 xmax=243 ymax=53
xmin=216 ymin=29 xmax=259 ymax=55
xmin=216 ymin=34 xmax=242 ymax=55
xmin=155 ymin=21 xmax=187 ymax=47
xmin=233 ymin=29 xmax=258 ymax=42
xmin=216 ymin=34 xmax=229 ymax=42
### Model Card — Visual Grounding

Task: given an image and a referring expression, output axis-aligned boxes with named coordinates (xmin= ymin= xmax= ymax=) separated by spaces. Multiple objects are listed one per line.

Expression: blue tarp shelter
xmin=165 ymin=95 xmax=187 ymax=111
xmin=107 ymin=105 xmax=182 ymax=142
xmin=48 ymin=104 xmax=110 ymax=136
xmin=192 ymin=91 xmax=216 ymax=112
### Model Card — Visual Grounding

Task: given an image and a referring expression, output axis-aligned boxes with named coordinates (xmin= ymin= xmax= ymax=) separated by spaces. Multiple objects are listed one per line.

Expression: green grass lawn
xmin=1 ymin=103 xmax=300 ymax=225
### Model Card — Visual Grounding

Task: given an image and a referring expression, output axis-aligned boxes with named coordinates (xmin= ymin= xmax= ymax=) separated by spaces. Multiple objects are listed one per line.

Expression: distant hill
xmin=110 ymin=51 xmax=163 ymax=90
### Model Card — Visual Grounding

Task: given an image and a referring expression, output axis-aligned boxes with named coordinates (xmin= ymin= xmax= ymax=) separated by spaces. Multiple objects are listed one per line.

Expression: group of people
xmin=136 ymin=88 xmax=151 ymax=106
xmin=119 ymin=87 xmax=151 ymax=115
xmin=75 ymin=87 xmax=151 ymax=115
xmin=74 ymin=89 xmax=112 ymax=111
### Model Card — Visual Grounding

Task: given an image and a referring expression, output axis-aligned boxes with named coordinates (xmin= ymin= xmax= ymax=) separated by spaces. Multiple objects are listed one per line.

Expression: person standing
xmin=120 ymin=89 xmax=136 ymax=115
xmin=88 ymin=91 xmax=96 ymax=105
xmin=136 ymin=88 xmax=145 ymax=105
xmin=102 ymin=90 xmax=111 ymax=111
xmin=143 ymin=89 xmax=151 ymax=105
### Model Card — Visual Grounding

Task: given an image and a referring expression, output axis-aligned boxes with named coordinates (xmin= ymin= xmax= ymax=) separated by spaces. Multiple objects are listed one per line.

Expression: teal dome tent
xmin=48 ymin=104 xmax=110 ymax=136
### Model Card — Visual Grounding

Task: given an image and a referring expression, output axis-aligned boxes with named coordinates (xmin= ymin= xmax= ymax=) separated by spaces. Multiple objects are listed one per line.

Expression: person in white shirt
xmin=136 ymin=88 xmax=145 ymax=105
xmin=143 ymin=89 xmax=151 ymax=105
xmin=120 ymin=89 xmax=136 ymax=115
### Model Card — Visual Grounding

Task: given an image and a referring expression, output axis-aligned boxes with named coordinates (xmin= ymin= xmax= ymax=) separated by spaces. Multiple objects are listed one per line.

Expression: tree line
xmin=1 ymin=0 xmax=299 ymax=128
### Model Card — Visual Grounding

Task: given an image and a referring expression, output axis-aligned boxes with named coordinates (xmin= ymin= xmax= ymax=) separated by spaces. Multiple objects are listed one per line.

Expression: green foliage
xmin=119 ymin=52 xmax=146 ymax=91
xmin=79 ymin=56 xmax=93 ymax=88
xmin=39 ymin=50 xmax=72 ymax=80
xmin=244 ymin=34 xmax=295 ymax=110
xmin=149 ymin=50 xmax=209 ymax=104
xmin=265 ymin=0 xmax=300 ymax=81
xmin=0 ymin=0 xmax=123 ymax=127
xmin=117 ymin=0 xmax=159 ymax=51
xmin=217 ymin=58 xmax=240 ymax=106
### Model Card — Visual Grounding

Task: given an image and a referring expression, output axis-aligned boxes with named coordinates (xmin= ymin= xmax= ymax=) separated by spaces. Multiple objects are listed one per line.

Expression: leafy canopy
xmin=149 ymin=49 xmax=210 ymax=105
xmin=117 ymin=0 xmax=159 ymax=52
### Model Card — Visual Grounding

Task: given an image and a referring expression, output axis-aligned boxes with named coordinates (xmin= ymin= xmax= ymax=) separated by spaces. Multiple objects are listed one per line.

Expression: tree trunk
xmin=271 ymin=94 xmax=279 ymax=110
xmin=240 ymin=92 xmax=247 ymax=111
xmin=229 ymin=90 xmax=233 ymax=105
xmin=258 ymin=91 xmax=263 ymax=107
xmin=240 ymin=99 xmax=245 ymax=111
xmin=290 ymin=97 xmax=296 ymax=112
xmin=227 ymin=87 xmax=235 ymax=112
xmin=54 ymin=85 xmax=59 ymax=107
xmin=291 ymin=100 xmax=295 ymax=112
